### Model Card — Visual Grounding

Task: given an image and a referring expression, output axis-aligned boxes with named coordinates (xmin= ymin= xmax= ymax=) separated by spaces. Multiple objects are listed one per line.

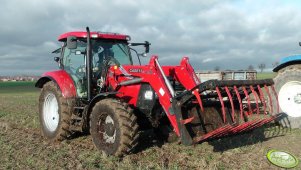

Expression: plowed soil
xmin=0 ymin=82 xmax=300 ymax=169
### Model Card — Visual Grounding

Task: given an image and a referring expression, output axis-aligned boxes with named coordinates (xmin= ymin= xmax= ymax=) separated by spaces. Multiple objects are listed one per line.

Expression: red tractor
xmin=36 ymin=27 xmax=282 ymax=157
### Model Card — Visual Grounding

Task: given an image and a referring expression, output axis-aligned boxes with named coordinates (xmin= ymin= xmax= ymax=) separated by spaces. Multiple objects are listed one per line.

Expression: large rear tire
xmin=39 ymin=81 xmax=74 ymax=141
xmin=273 ymin=64 xmax=301 ymax=129
xmin=90 ymin=99 xmax=139 ymax=157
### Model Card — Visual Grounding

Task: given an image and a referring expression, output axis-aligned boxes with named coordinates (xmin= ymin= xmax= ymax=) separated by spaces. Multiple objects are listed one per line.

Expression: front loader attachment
xmin=172 ymin=79 xmax=282 ymax=145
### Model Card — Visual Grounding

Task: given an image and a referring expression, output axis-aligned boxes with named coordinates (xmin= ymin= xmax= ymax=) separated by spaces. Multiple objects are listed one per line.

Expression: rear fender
xmin=273 ymin=55 xmax=301 ymax=72
xmin=35 ymin=70 xmax=77 ymax=98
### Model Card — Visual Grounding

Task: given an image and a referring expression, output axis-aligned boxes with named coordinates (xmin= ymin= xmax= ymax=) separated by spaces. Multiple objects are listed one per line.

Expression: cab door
xmin=62 ymin=41 xmax=87 ymax=98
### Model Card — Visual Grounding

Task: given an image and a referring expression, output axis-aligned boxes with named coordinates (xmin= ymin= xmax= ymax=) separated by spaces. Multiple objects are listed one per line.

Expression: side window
xmin=63 ymin=42 xmax=86 ymax=76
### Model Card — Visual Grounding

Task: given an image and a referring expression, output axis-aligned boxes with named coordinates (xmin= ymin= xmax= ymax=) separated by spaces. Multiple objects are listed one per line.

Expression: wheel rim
xmin=98 ymin=114 xmax=116 ymax=144
xmin=43 ymin=93 xmax=59 ymax=132
xmin=278 ymin=81 xmax=301 ymax=117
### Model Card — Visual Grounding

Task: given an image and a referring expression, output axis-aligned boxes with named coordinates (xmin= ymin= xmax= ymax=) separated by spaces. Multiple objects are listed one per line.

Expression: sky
xmin=1 ymin=0 xmax=301 ymax=75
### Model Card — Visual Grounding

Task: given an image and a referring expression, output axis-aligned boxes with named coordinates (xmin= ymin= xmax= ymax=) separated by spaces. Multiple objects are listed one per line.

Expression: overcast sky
xmin=1 ymin=0 xmax=301 ymax=75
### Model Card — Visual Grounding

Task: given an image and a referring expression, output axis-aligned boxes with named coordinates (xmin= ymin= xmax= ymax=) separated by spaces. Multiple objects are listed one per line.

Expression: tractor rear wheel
xmin=90 ymin=99 xmax=139 ymax=157
xmin=39 ymin=81 xmax=74 ymax=141
xmin=273 ymin=64 xmax=301 ymax=129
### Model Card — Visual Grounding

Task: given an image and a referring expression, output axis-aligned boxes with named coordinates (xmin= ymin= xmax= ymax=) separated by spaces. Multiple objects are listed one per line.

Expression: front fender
xmin=35 ymin=70 xmax=76 ymax=98
xmin=273 ymin=55 xmax=301 ymax=72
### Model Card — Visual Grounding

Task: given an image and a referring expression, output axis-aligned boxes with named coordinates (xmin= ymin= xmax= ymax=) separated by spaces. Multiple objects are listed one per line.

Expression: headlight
xmin=144 ymin=90 xmax=153 ymax=100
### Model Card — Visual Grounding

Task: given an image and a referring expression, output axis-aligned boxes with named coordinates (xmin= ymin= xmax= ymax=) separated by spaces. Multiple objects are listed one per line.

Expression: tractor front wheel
xmin=90 ymin=99 xmax=139 ymax=157
xmin=39 ymin=81 xmax=74 ymax=141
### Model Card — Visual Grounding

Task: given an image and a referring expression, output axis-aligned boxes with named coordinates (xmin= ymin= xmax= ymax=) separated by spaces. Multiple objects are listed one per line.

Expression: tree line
xmin=214 ymin=62 xmax=279 ymax=72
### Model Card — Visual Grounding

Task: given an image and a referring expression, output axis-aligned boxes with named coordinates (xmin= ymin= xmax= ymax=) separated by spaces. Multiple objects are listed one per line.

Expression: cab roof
xmin=58 ymin=31 xmax=130 ymax=41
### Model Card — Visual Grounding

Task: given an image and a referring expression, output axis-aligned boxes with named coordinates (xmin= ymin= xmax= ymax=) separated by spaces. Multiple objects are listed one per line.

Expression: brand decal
xmin=159 ymin=88 xmax=165 ymax=96
xmin=128 ymin=68 xmax=143 ymax=73
xmin=266 ymin=150 xmax=299 ymax=168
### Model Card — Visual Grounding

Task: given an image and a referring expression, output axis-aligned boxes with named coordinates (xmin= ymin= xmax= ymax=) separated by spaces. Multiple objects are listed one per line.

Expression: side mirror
xmin=67 ymin=36 xmax=77 ymax=49
xmin=54 ymin=57 xmax=60 ymax=62
xmin=145 ymin=41 xmax=150 ymax=53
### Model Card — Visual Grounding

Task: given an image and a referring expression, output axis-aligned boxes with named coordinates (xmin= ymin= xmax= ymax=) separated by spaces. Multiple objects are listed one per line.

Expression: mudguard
xmin=35 ymin=70 xmax=77 ymax=98
xmin=273 ymin=55 xmax=301 ymax=72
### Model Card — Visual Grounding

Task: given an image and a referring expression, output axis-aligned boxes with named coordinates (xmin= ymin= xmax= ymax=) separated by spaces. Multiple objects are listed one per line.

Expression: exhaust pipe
xmin=86 ymin=27 xmax=92 ymax=101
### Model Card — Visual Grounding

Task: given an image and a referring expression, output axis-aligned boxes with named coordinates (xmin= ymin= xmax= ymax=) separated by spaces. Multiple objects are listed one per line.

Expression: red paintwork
xmin=106 ymin=55 xmax=200 ymax=136
xmin=42 ymin=70 xmax=77 ymax=98
xmin=58 ymin=32 xmax=129 ymax=41
xmin=225 ymin=86 xmax=235 ymax=121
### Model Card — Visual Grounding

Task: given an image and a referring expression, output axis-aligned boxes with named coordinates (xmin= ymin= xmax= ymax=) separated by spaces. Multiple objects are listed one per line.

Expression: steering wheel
xmin=105 ymin=56 xmax=120 ymax=67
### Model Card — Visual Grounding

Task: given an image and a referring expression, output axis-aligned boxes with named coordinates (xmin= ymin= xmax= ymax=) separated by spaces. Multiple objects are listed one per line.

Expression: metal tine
xmin=192 ymin=89 xmax=204 ymax=112
xmin=205 ymin=125 xmax=232 ymax=140
xmin=242 ymin=86 xmax=252 ymax=115
xmin=213 ymin=129 xmax=230 ymax=139
xmin=271 ymin=85 xmax=280 ymax=113
xmin=216 ymin=87 xmax=226 ymax=123
xmin=231 ymin=122 xmax=252 ymax=133
xmin=195 ymin=125 xmax=231 ymax=141
xmin=264 ymin=85 xmax=273 ymax=114
xmin=234 ymin=86 xmax=244 ymax=120
xmin=225 ymin=86 xmax=235 ymax=122
xmin=240 ymin=119 xmax=261 ymax=132
xmin=250 ymin=85 xmax=259 ymax=114
xmin=181 ymin=116 xmax=195 ymax=125
xmin=257 ymin=85 xmax=267 ymax=114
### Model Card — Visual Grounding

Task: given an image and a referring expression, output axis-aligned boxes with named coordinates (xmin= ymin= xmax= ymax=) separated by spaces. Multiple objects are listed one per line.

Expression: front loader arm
xmin=108 ymin=56 xmax=181 ymax=135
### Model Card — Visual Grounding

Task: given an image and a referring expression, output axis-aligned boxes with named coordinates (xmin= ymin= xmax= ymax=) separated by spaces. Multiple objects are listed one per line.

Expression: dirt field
xmin=0 ymin=82 xmax=300 ymax=169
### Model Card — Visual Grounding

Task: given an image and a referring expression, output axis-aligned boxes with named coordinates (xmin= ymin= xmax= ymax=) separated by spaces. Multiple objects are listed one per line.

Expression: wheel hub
xmin=98 ymin=115 xmax=116 ymax=144
xmin=294 ymin=93 xmax=301 ymax=104
xmin=43 ymin=93 xmax=59 ymax=132
xmin=279 ymin=81 xmax=301 ymax=117
xmin=104 ymin=122 xmax=115 ymax=136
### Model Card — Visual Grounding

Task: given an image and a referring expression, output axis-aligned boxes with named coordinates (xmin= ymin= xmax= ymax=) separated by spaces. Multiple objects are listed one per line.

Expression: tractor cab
xmin=54 ymin=32 xmax=136 ymax=98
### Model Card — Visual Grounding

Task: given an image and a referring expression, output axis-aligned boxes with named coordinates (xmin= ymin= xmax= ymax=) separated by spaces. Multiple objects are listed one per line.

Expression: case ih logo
xmin=128 ymin=68 xmax=143 ymax=73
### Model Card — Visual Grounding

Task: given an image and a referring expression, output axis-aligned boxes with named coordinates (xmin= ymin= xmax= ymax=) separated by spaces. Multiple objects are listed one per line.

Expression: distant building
xmin=0 ymin=76 xmax=40 ymax=82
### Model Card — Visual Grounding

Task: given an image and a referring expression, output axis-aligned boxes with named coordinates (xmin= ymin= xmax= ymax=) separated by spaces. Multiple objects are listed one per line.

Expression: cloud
xmin=0 ymin=0 xmax=301 ymax=75
xmin=202 ymin=58 xmax=218 ymax=63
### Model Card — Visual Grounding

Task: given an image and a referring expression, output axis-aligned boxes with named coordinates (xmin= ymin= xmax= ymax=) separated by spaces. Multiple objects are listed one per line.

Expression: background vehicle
xmin=36 ymin=27 xmax=282 ymax=157
xmin=273 ymin=53 xmax=301 ymax=129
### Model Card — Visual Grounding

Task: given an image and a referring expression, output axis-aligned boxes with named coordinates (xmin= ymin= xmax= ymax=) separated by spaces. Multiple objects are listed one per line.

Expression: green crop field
xmin=0 ymin=81 xmax=38 ymax=93
xmin=257 ymin=72 xmax=277 ymax=80
xmin=0 ymin=82 xmax=300 ymax=169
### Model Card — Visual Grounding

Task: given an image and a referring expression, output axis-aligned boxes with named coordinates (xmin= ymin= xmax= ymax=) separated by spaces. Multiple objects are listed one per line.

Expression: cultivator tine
xmin=231 ymin=121 xmax=252 ymax=133
xmin=225 ymin=86 xmax=235 ymax=122
xmin=241 ymin=119 xmax=261 ymax=132
xmin=181 ymin=116 xmax=195 ymax=125
xmin=192 ymin=89 xmax=204 ymax=112
xmin=216 ymin=87 xmax=226 ymax=123
xmin=234 ymin=86 xmax=244 ymax=119
xmin=250 ymin=85 xmax=260 ymax=114
xmin=196 ymin=125 xmax=232 ymax=141
xmin=193 ymin=113 xmax=282 ymax=143
xmin=271 ymin=85 xmax=280 ymax=113
xmin=213 ymin=125 xmax=232 ymax=138
xmin=242 ymin=86 xmax=252 ymax=115
xmin=264 ymin=85 xmax=273 ymax=113
xmin=257 ymin=85 xmax=267 ymax=114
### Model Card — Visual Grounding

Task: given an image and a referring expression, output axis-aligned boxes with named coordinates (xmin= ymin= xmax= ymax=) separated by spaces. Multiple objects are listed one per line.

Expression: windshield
xmin=92 ymin=40 xmax=132 ymax=66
